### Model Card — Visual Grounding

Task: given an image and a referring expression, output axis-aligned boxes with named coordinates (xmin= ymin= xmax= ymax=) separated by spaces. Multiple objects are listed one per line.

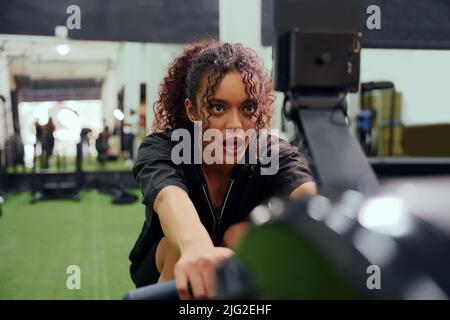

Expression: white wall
xmin=360 ymin=49 xmax=450 ymax=125
xmin=142 ymin=43 xmax=183 ymax=133
xmin=101 ymin=67 xmax=118 ymax=127
xmin=115 ymin=42 xmax=142 ymax=115
xmin=102 ymin=42 xmax=183 ymax=132
xmin=220 ymin=0 xmax=264 ymax=58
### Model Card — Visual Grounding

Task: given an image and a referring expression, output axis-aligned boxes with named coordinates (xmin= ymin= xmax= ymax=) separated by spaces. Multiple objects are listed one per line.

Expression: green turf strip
xmin=0 ymin=190 xmax=144 ymax=299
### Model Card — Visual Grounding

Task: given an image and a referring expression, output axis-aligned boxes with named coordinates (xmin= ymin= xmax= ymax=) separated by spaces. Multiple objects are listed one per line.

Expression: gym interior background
xmin=1 ymin=0 xmax=450 ymax=299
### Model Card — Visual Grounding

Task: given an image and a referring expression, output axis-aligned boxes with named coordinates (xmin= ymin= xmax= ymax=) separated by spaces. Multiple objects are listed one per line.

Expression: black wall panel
xmin=0 ymin=0 xmax=219 ymax=43
xmin=262 ymin=0 xmax=450 ymax=49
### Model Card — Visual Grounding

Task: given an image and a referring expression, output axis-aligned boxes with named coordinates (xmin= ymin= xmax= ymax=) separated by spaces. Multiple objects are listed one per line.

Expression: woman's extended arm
xmin=153 ymin=185 xmax=233 ymax=300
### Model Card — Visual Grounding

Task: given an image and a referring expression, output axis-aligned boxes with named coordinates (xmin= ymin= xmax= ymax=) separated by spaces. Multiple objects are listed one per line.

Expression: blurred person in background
xmin=34 ymin=120 xmax=44 ymax=168
xmin=95 ymin=132 xmax=109 ymax=165
xmin=127 ymin=109 xmax=139 ymax=160
xmin=80 ymin=128 xmax=93 ymax=163
xmin=42 ymin=117 xmax=55 ymax=169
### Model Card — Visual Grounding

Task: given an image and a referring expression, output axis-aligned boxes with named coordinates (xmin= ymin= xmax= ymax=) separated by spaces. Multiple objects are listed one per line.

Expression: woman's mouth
xmin=223 ymin=137 xmax=245 ymax=154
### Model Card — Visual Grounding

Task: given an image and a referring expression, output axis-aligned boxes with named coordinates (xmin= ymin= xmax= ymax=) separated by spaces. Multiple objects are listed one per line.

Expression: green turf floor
xmin=0 ymin=190 xmax=144 ymax=299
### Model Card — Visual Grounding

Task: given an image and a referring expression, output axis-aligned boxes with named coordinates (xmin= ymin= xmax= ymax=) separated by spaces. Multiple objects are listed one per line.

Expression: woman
xmin=129 ymin=40 xmax=317 ymax=300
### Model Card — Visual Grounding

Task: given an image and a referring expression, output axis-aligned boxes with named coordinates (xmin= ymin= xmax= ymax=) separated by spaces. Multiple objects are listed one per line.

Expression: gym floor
xmin=0 ymin=190 xmax=143 ymax=299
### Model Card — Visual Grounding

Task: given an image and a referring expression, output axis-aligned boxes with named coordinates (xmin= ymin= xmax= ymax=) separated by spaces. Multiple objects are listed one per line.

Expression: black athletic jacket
xmin=129 ymin=125 xmax=314 ymax=281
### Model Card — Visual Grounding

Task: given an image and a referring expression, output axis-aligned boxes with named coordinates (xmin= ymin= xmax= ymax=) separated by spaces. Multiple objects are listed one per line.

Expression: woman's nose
xmin=226 ymin=109 xmax=243 ymax=130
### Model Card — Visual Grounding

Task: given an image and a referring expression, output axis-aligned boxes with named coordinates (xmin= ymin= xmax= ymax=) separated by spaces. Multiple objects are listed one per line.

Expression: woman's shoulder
xmin=141 ymin=124 xmax=195 ymax=149
xmin=262 ymin=134 xmax=311 ymax=176
xmin=266 ymin=134 xmax=303 ymax=158
xmin=141 ymin=129 xmax=176 ymax=146
xmin=136 ymin=129 xmax=178 ymax=161
xmin=277 ymin=136 xmax=297 ymax=150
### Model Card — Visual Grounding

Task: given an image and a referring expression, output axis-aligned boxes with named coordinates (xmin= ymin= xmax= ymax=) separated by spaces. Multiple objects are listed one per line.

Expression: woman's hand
xmin=174 ymin=244 xmax=234 ymax=300
xmin=222 ymin=221 xmax=253 ymax=250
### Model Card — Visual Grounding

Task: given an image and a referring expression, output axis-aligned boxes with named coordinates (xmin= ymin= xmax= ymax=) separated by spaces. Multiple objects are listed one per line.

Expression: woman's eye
xmin=243 ymin=105 xmax=256 ymax=115
xmin=210 ymin=105 xmax=224 ymax=113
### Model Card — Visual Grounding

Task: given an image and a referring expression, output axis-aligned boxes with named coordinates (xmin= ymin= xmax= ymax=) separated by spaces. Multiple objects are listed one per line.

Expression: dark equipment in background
xmin=274 ymin=0 xmax=378 ymax=195
xmin=1 ymin=94 xmax=25 ymax=176
xmin=123 ymin=280 xmax=179 ymax=300
xmin=96 ymin=175 xmax=138 ymax=205
xmin=0 ymin=93 xmax=16 ymax=207
xmin=110 ymin=187 xmax=138 ymax=205
xmin=124 ymin=178 xmax=450 ymax=300
xmin=0 ymin=95 xmax=8 ymax=199
xmin=273 ymin=0 xmax=361 ymax=93
xmin=275 ymin=30 xmax=361 ymax=93
xmin=123 ymin=0 xmax=450 ymax=299
xmin=217 ymin=180 xmax=450 ymax=299
xmin=31 ymin=139 xmax=84 ymax=203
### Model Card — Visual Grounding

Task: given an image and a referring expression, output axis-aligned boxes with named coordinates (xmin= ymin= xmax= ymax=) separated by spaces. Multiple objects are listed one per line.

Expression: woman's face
xmin=186 ymin=71 xmax=259 ymax=164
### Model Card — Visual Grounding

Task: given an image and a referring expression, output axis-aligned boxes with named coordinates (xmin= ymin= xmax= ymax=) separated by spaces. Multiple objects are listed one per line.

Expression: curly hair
xmin=151 ymin=40 xmax=275 ymax=133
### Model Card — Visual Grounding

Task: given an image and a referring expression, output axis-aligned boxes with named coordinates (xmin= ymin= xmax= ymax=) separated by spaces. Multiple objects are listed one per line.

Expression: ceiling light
xmin=57 ymin=44 xmax=71 ymax=56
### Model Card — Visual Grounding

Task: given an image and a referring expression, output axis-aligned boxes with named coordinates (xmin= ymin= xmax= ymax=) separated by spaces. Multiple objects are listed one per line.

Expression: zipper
xmin=201 ymin=182 xmax=217 ymax=239
xmin=199 ymin=172 xmax=235 ymax=242
xmin=218 ymin=179 xmax=235 ymax=225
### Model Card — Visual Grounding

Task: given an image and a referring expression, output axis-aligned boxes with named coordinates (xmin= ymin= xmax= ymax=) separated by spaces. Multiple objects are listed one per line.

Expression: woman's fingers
xmin=174 ymin=267 xmax=191 ymax=300
xmin=200 ymin=260 xmax=217 ymax=299
xmin=188 ymin=269 xmax=207 ymax=300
